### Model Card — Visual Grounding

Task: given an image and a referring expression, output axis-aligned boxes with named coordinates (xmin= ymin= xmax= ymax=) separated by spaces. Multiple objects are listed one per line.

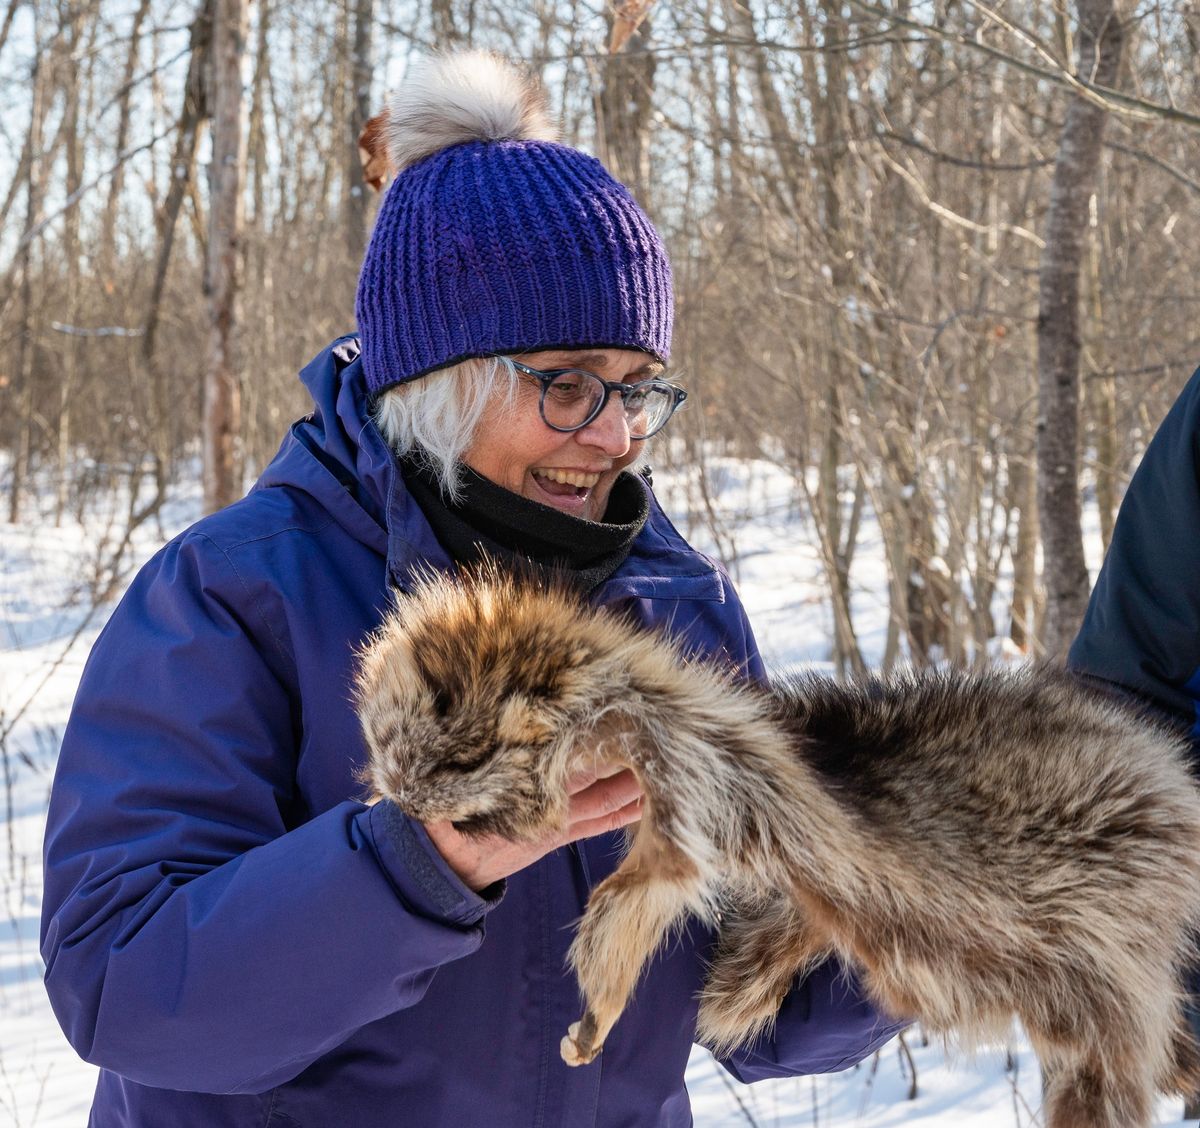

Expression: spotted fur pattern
xmin=355 ymin=567 xmax=1200 ymax=1128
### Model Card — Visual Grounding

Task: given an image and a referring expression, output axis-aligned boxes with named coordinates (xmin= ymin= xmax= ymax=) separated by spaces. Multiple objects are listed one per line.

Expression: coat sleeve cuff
xmin=365 ymin=800 xmax=505 ymax=927
xmin=718 ymin=957 xmax=909 ymax=1080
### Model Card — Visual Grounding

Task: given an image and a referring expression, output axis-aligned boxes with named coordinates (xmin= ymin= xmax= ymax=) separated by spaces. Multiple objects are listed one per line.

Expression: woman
xmin=41 ymin=52 xmax=903 ymax=1126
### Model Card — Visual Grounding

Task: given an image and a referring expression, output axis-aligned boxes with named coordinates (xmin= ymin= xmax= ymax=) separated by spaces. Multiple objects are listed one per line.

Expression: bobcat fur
xmin=355 ymin=566 xmax=1200 ymax=1128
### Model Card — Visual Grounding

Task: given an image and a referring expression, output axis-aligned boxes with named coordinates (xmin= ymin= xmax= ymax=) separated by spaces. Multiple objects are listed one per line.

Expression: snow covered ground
xmin=0 ymin=456 xmax=1192 ymax=1126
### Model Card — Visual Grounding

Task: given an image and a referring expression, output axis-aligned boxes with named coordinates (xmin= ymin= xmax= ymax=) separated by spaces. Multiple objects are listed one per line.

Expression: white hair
xmin=385 ymin=52 xmax=558 ymax=174
xmin=372 ymin=357 xmax=519 ymax=502
xmin=373 ymin=354 xmax=654 ymax=504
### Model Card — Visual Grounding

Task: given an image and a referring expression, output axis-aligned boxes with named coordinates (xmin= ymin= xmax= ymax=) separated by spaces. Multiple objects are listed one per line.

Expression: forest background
xmin=6 ymin=0 xmax=1200 ymax=671
xmin=4 ymin=1 xmax=1200 ymax=1122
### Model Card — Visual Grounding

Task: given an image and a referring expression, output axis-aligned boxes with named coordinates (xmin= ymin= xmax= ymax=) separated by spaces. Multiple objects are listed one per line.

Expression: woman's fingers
xmin=424 ymin=765 xmax=644 ymax=889
xmin=565 ymin=760 xmax=631 ymax=795
xmin=565 ymin=768 xmax=643 ymax=836
xmin=568 ymin=795 xmax=643 ymax=841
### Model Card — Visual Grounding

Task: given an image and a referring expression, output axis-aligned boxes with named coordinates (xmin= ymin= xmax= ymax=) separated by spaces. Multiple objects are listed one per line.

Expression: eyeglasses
xmin=506 ymin=359 xmax=687 ymax=439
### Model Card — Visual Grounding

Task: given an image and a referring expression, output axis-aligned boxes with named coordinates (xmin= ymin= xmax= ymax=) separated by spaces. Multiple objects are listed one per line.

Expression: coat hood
xmin=252 ymin=336 xmax=730 ymax=604
xmin=252 ymin=336 xmax=394 ymax=556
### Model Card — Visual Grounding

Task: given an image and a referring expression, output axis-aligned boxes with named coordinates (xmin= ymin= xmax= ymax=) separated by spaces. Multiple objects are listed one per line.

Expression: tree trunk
xmin=55 ymin=0 xmax=85 ymax=528
xmin=729 ymin=0 xmax=801 ymax=214
xmin=344 ymin=0 xmax=373 ymax=254
xmin=429 ymin=0 xmax=463 ymax=45
xmin=8 ymin=34 xmax=48 ymax=525
xmin=598 ymin=10 xmax=656 ymax=207
xmin=129 ymin=3 xmax=212 ymax=518
xmin=1009 ymin=453 xmax=1039 ymax=654
xmin=812 ymin=412 xmax=866 ymax=676
xmin=203 ymin=0 xmax=247 ymax=513
xmin=100 ymin=0 xmax=152 ymax=268
xmin=0 ymin=0 xmax=21 ymax=57
xmin=1084 ymin=183 xmax=1118 ymax=557
xmin=144 ymin=2 xmax=211 ymax=370
xmin=1092 ymin=371 xmax=1117 ymax=554
xmin=1036 ymin=0 xmax=1125 ymax=658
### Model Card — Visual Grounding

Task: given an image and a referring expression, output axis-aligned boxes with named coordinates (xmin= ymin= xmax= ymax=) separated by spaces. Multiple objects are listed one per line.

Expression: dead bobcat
xmin=357 ymin=566 xmax=1200 ymax=1128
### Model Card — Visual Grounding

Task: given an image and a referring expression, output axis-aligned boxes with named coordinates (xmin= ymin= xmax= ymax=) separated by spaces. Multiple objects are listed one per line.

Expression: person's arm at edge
xmin=1068 ymin=364 xmax=1200 ymax=751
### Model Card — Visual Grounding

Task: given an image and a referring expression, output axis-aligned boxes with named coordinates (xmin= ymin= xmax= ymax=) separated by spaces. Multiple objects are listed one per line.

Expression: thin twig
xmin=848 ymin=0 xmax=1200 ymax=130
xmin=712 ymin=1058 xmax=762 ymax=1126
xmin=9 ymin=129 xmax=171 ymax=259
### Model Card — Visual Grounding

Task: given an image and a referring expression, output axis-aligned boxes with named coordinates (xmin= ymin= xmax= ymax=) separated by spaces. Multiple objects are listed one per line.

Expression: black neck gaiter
xmin=399 ymin=454 xmax=650 ymax=595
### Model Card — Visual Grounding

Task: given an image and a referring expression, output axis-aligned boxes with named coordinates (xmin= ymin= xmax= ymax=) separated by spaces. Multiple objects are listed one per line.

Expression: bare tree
xmin=203 ymin=0 xmax=248 ymax=513
xmin=598 ymin=8 xmax=656 ymax=207
xmin=99 ymin=0 xmax=153 ymax=268
xmin=1036 ymin=0 xmax=1126 ymax=658
xmin=8 ymin=10 xmax=51 ymax=525
xmin=344 ymin=0 xmax=374 ymax=253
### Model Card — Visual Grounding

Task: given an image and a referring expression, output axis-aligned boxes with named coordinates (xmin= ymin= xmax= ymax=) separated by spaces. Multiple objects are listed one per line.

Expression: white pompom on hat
xmin=384 ymin=51 xmax=558 ymax=173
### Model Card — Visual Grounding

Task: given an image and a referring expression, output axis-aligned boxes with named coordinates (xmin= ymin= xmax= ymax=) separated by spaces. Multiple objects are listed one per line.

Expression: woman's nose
xmin=576 ymin=394 xmax=633 ymax=455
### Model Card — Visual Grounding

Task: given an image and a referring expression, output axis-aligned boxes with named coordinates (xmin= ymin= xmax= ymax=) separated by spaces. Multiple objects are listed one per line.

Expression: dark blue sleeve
xmin=40 ymin=533 xmax=499 ymax=1094
xmin=1068 ymin=366 xmax=1200 ymax=744
xmin=719 ymin=961 xmax=906 ymax=1081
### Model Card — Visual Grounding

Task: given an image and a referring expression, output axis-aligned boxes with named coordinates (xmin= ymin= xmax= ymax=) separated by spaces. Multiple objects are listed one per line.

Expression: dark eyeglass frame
xmin=506 ymin=359 xmax=688 ymax=439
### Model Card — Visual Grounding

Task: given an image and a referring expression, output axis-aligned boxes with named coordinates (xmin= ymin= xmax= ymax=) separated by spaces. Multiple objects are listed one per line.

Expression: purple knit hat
xmin=355 ymin=52 xmax=673 ymax=397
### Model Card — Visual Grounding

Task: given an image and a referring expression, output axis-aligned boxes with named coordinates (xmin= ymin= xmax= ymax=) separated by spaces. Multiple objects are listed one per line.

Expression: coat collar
xmin=266 ymin=337 xmax=726 ymax=604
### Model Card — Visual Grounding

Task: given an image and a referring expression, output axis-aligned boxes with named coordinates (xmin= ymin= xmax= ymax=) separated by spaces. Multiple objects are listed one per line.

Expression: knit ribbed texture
xmin=355 ymin=139 xmax=673 ymax=396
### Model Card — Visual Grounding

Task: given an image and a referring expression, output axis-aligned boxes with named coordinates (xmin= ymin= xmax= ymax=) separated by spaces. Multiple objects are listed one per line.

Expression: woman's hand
xmin=422 ymin=763 xmax=643 ymax=892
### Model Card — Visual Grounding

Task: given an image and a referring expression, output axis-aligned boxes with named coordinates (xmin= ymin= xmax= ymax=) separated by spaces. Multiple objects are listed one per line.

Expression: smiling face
xmin=462 ymin=347 xmax=662 ymax=521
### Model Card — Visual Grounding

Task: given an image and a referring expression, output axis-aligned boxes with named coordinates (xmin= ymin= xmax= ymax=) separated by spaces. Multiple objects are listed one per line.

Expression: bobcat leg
xmin=1033 ymin=984 xmax=1171 ymax=1128
xmin=1041 ymin=1050 xmax=1154 ymax=1128
xmin=562 ymin=831 xmax=703 ymax=1066
xmin=697 ymin=893 xmax=827 ymax=1056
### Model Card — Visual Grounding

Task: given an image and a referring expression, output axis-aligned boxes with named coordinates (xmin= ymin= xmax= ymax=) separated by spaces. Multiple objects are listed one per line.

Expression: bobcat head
xmin=355 ymin=565 xmax=628 ymax=840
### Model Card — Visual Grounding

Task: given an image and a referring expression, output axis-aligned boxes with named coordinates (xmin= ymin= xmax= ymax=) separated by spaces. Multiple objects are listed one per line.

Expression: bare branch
xmin=8 ymin=129 xmax=171 ymax=261
xmin=849 ymin=0 xmax=1200 ymax=129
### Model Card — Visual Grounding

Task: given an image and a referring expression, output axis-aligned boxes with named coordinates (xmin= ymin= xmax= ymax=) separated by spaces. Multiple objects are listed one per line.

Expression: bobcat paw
xmin=560 ymin=1019 xmax=602 ymax=1066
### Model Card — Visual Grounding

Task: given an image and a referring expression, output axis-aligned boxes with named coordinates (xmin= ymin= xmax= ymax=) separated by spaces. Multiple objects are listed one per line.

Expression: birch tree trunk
xmin=203 ymin=0 xmax=247 ymax=513
xmin=8 ymin=29 xmax=48 ymax=525
xmin=1036 ymin=0 xmax=1125 ymax=657
xmin=598 ymin=9 xmax=656 ymax=207
xmin=344 ymin=0 xmax=373 ymax=254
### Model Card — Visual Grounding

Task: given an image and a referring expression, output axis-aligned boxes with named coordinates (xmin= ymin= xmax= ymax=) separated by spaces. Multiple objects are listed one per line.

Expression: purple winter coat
xmin=41 ymin=338 xmax=903 ymax=1127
